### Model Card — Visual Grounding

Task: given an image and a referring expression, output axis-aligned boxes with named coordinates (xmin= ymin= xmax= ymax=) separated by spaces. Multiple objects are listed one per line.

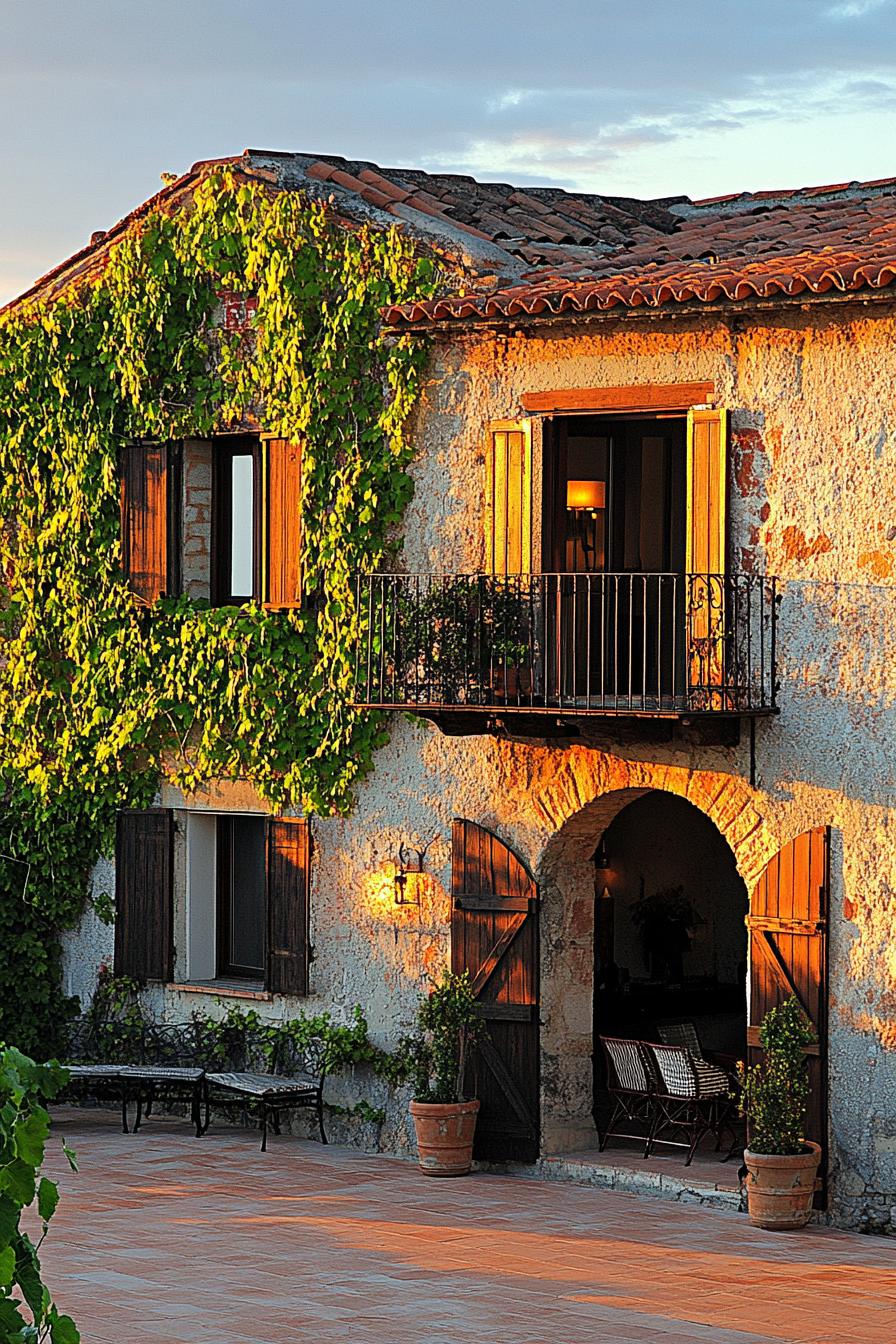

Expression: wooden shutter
xmin=266 ymin=818 xmax=311 ymax=995
xmin=114 ymin=809 xmax=174 ymax=982
xmin=120 ymin=444 xmax=176 ymax=603
xmin=748 ymin=827 xmax=829 ymax=1204
xmin=686 ymin=407 xmax=728 ymax=703
xmin=486 ymin=421 xmax=532 ymax=575
xmin=685 ymin=407 xmax=727 ymax=576
xmin=262 ymin=438 xmax=302 ymax=608
xmin=451 ymin=819 xmax=540 ymax=1163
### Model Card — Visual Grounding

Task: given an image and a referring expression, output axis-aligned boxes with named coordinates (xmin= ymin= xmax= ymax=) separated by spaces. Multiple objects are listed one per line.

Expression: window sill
xmin=169 ymin=980 xmax=272 ymax=1002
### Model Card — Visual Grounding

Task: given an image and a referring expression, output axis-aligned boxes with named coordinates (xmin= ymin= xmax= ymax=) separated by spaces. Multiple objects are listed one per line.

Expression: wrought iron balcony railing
xmin=353 ymin=572 xmax=779 ymax=718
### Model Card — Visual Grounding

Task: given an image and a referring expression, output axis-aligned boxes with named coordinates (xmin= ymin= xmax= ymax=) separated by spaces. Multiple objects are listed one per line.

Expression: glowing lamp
xmin=566 ymin=479 xmax=606 ymax=511
xmin=395 ymin=840 xmax=432 ymax=906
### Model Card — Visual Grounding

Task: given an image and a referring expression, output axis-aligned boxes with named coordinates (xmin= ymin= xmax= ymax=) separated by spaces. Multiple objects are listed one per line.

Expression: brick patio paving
xmin=35 ymin=1107 xmax=896 ymax=1344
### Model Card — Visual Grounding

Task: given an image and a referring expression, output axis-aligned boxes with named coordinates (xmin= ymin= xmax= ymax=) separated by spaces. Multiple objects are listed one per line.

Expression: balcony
xmin=352 ymin=572 xmax=779 ymax=739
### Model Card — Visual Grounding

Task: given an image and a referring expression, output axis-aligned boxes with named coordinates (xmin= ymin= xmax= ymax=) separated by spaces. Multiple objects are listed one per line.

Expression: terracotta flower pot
xmin=409 ymin=1099 xmax=480 ymax=1176
xmin=743 ymin=1141 xmax=822 ymax=1230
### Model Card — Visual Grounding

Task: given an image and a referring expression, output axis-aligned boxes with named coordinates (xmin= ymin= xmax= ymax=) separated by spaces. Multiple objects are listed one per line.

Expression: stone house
xmin=8 ymin=152 xmax=896 ymax=1230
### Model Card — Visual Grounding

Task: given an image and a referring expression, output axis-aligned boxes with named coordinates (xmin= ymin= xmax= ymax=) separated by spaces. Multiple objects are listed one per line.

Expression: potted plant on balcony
xmin=737 ymin=995 xmax=821 ymax=1229
xmin=404 ymin=971 xmax=482 ymax=1176
xmin=485 ymin=580 xmax=535 ymax=702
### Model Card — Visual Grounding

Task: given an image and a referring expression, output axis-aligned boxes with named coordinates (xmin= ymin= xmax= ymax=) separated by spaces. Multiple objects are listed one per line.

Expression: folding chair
xmin=642 ymin=1041 xmax=736 ymax=1165
xmin=596 ymin=1035 xmax=656 ymax=1157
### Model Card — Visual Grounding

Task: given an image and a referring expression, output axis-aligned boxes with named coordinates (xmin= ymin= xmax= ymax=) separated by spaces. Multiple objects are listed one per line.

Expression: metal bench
xmin=61 ymin=1017 xmax=145 ymax=1133
xmin=60 ymin=1016 xmax=329 ymax=1150
xmin=127 ymin=1023 xmax=206 ymax=1138
xmin=203 ymin=1031 xmax=328 ymax=1151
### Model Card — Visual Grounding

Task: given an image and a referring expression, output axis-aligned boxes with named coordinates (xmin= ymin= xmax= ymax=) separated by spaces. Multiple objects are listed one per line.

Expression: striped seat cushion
xmin=691 ymin=1058 xmax=731 ymax=1096
xmin=206 ymin=1071 xmax=320 ymax=1098
xmin=64 ymin=1063 xmax=123 ymax=1080
xmin=119 ymin=1065 xmax=204 ymax=1083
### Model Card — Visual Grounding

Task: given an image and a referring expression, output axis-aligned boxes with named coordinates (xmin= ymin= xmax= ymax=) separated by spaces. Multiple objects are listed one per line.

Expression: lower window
xmin=114 ymin=808 xmax=311 ymax=995
xmin=216 ymin=816 xmax=267 ymax=979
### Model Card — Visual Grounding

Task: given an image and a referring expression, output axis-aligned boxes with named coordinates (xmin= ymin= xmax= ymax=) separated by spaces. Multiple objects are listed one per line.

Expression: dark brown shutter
xmin=451 ymin=819 xmax=540 ymax=1163
xmin=114 ymin=809 xmax=174 ymax=982
xmin=120 ymin=444 xmax=174 ymax=603
xmin=266 ymin=818 xmax=310 ymax=995
xmin=263 ymin=439 xmax=302 ymax=608
xmin=748 ymin=826 xmax=829 ymax=1204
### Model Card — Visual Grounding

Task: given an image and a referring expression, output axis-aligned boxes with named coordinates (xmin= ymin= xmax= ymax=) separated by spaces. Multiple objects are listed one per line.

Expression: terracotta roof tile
xmin=385 ymin=177 xmax=896 ymax=325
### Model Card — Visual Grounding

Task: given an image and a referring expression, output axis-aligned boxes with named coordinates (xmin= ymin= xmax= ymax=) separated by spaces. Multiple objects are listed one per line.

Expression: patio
xmin=37 ymin=1107 xmax=896 ymax=1344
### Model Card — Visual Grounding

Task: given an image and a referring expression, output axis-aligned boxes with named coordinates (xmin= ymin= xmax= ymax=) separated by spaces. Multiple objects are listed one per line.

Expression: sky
xmin=2 ymin=0 xmax=896 ymax=305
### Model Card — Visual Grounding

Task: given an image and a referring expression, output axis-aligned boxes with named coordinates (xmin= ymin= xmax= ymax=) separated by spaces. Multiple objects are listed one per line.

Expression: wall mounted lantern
xmin=394 ymin=840 xmax=432 ymax=906
xmin=592 ymin=837 xmax=610 ymax=870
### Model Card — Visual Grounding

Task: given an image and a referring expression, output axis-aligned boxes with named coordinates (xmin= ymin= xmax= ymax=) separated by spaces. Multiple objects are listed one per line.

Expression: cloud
xmin=3 ymin=0 xmax=896 ymax=302
xmin=827 ymin=0 xmax=892 ymax=17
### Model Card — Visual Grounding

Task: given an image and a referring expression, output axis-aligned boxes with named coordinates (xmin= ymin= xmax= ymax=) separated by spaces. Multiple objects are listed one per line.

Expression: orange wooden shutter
xmin=486 ymin=421 xmax=532 ymax=576
xmin=685 ymin=407 xmax=727 ymax=577
xmin=262 ymin=438 xmax=302 ymax=608
xmin=120 ymin=443 xmax=171 ymax=604
xmin=685 ymin=408 xmax=728 ymax=703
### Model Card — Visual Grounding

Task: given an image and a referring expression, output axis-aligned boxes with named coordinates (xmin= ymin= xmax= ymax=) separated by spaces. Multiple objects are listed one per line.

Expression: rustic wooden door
xmin=451 ymin=819 xmax=540 ymax=1163
xmin=748 ymin=826 xmax=829 ymax=1203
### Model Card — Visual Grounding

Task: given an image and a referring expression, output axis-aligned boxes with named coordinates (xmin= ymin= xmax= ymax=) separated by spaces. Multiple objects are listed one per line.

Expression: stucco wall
xmin=65 ymin=298 xmax=896 ymax=1227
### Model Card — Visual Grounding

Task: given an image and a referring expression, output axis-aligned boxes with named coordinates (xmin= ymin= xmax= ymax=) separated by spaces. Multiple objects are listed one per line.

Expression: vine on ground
xmin=0 ymin=169 xmax=440 ymax=1053
xmin=0 ymin=1046 xmax=79 ymax=1341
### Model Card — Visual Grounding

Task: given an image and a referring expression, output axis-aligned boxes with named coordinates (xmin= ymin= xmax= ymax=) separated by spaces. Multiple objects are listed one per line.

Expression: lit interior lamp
xmin=566 ymin=480 xmax=606 ymax=571
xmin=566 ymin=479 xmax=606 ymax=512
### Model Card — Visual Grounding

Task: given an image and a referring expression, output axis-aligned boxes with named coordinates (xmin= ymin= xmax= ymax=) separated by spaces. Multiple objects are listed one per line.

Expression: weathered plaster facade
xmin=67 ymin=296 xmax=896 ymax=1229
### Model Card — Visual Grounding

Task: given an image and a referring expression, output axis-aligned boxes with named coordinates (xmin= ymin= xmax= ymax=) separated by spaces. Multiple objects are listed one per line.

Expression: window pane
xmin=230 ymin=454 xmax=255 ymax=598
xmin=225 ymin=817 xmax=266 ymax=976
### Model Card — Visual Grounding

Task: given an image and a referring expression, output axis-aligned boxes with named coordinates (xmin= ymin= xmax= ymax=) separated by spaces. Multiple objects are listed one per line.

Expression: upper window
xmin=212 ymin=439 xmax=260 ymax=605
xmin=120 ymin=436 xmax=302 ymax=609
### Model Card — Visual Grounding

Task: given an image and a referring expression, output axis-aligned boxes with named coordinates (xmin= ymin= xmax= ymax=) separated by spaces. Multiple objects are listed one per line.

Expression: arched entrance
xmin=592 ymin=791 xmax=748 ymax=1130
xmin=534 ymin=782 xmax=829 ymax=1186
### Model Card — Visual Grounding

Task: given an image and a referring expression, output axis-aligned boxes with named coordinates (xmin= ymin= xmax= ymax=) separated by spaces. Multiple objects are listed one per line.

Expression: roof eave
xmin=383 ymin=283 xmax=896 ymax=336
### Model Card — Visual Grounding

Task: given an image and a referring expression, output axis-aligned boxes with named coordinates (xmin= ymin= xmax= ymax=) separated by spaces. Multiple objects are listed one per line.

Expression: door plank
xmin=469 ymin=913 xmax=527 ymax=997
xmin=478 ymin=1034 xmax=535 ymax=1128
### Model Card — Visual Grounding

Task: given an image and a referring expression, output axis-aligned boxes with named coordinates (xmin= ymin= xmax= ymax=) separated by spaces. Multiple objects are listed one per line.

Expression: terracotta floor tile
xmin=34 ymin=1109 xmax=896 ymax=1344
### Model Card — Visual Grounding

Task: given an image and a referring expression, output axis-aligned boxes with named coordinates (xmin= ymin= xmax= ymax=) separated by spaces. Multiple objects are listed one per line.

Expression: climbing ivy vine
xmin=0 ymin=170 xmax=440 ymax=1053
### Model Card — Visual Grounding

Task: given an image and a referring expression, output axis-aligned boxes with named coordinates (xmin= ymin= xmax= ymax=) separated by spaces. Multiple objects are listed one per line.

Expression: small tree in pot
xmin=737 ymin=995 xmax=821 ymax=1229
xmin=403 ymin=971 xmax=482 ymax=1176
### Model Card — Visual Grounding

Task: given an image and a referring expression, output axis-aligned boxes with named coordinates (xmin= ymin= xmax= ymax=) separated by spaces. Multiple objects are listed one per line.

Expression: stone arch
xmin=532 ymin=771 xmax=776 ymax=1155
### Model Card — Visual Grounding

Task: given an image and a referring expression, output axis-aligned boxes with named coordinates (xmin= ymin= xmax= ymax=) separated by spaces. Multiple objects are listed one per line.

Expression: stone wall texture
xmin=65 ymin=299 xmax=896 ymax=1229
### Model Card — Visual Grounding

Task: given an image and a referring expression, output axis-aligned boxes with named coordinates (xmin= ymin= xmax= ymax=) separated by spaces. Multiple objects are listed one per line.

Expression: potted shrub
xmin=737 ymin=996 xmax=821 ymax=1229
xmin=404 ymin=971 xmax=482 ymax=1177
